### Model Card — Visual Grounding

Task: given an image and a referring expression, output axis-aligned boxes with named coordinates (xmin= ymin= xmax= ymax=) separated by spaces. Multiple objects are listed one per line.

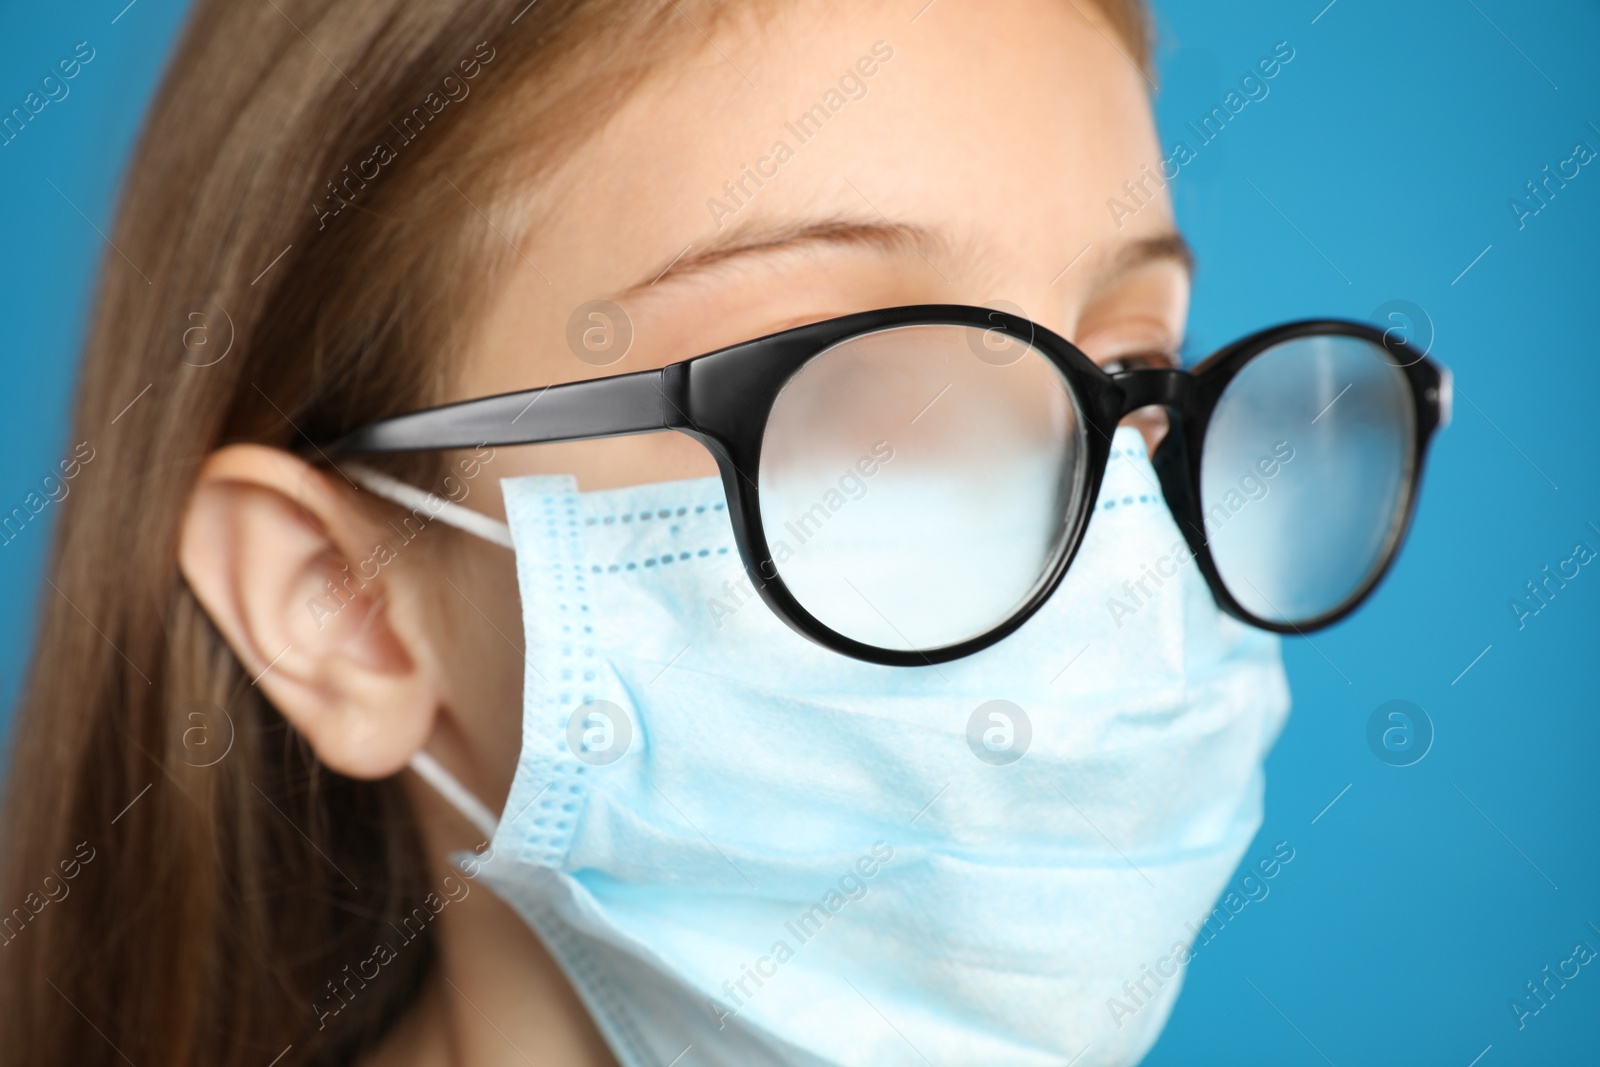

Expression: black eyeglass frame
xmin=310 ymin=304 xmax=1450 ymax=667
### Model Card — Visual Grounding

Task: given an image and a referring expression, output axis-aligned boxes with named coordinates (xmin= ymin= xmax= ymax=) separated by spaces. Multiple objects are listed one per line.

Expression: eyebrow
xmin=1100 ymin=231 xmax=1194 ymax=286
xmin=622 ymin=218 xmax=1193 ymax=294
xmin=623 ymin=217 xmax=945 ymax=293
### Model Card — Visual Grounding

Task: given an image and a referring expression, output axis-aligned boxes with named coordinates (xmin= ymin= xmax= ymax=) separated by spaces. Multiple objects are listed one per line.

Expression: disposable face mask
xmin=375 ymin=427 xmax=1290 ymax=1067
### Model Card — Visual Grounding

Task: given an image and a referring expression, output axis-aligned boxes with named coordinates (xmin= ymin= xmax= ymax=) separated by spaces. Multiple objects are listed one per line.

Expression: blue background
xmin=1 ymin=1 xmax=1596 ymax=1064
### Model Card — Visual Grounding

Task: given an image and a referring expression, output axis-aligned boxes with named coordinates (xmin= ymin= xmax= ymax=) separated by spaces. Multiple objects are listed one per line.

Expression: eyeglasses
xmin=312 ymin=305 xmax=1450 ymax=666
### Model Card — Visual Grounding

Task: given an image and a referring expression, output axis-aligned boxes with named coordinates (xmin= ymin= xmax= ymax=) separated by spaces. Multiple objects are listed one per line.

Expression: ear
xmin=178 ymin=445 xmax=439 ymax=779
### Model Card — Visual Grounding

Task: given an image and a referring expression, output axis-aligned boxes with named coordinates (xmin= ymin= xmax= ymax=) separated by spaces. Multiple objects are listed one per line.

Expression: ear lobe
xmin=178 ymin=445 xmax=438 ymax=779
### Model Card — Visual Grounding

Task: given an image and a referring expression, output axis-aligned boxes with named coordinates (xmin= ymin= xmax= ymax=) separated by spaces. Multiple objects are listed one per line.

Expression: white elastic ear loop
xmin=408 ymin=750 xmax=500 ymax=842
xmin=343 ymin=463 xmax=514 ymax=549
xmin=341 ymin=464 xmax=510 ymax=840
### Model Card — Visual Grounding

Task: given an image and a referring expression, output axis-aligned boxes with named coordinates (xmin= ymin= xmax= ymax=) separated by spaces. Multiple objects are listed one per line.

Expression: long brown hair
xmin=0 ymin=1 xmax=1151 ymax=1063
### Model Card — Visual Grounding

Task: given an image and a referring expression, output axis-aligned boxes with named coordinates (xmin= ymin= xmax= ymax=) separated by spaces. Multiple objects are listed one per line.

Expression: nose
xmin=1119 ymin=404 xmax=1170 ymax=456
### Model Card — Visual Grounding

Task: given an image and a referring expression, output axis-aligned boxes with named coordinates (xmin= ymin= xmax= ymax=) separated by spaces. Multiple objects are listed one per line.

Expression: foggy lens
xmin=1200 ymin=333 xmax=1416 ymax=624
xmin=758 ymin=324 xmax=1084 ymax=651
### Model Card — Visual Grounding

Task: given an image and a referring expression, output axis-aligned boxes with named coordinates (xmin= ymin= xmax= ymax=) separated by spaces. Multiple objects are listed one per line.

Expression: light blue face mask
xmin=373 ymin=427 xmax=1290 ymax=1067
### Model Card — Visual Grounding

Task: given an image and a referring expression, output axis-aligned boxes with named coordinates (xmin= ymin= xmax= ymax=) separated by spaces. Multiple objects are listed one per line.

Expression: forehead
xmin=527 ymin=0 xmax=1170 ymax=297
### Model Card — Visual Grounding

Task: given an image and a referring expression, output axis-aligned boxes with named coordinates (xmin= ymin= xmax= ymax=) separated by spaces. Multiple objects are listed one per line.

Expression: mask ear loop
xmin=408 ymin=750 xmax=501 ymax=841
xmin=341 ymin=463 xmax=513 ymax=843
xmin=343 ymin=463 xmax=514 ymax=548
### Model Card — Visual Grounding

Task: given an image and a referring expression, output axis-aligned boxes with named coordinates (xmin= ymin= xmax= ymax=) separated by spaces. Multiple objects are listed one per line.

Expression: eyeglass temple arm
xmin=317 ymin=365 xmax=688 ymax=456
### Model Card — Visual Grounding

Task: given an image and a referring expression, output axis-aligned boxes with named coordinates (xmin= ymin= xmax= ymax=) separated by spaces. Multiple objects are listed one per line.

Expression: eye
xmin=1099 ymin=348 xmax=1178 ymax=375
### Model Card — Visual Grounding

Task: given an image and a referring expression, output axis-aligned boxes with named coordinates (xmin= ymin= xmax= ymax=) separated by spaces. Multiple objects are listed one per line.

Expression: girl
xmin=0 ymin=0 xmax=1444 ymax=1064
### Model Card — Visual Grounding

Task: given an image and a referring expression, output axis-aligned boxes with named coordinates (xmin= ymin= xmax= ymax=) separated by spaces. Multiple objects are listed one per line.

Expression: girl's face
xmin=414 ymin=0 xmax=1187 ymax=812
xmin=462 ymin=0 xmax=1186 ymax=494
xmin=183 ymin=0 xmax=1183 ymax=832
xmin=174 ymin=4 xmax=1188 ymax=1055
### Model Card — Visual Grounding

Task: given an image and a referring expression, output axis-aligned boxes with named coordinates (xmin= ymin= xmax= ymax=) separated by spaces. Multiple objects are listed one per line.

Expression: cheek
xmin=426 ymin=542 xmax=526 ymax=785
xmin=487 ymin=433 xmax=720 ymax=493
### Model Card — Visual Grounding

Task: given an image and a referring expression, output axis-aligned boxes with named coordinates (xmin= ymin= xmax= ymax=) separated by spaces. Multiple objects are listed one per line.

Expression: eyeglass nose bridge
xmin=1107 ymin=366 xmax=1195 ymax=420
